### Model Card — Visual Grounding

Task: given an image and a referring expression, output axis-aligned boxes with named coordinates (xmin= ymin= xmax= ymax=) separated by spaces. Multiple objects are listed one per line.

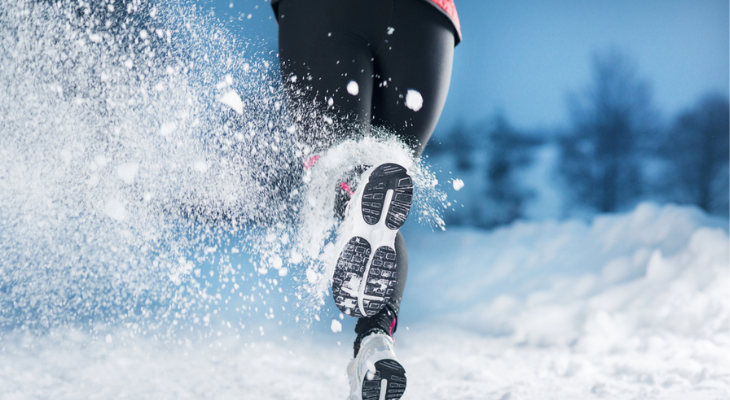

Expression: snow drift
xmin=1 ymin=203 xmax=726 ymax=399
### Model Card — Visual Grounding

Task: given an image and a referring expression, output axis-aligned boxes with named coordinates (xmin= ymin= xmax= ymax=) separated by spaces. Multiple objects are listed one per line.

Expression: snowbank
xmin=403 ymin=203 xmax=728 ymax=348
xmin=397 ymin=202 xmax=728 ymax=398
xmin=1 ymin=203 xmax=726 ymax=399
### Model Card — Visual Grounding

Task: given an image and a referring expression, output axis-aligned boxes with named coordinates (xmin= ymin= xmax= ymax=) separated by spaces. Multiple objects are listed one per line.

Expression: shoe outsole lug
xmin=362 ymin=164 xmax=413 ymax=231
xmin=332 ymin=237 xmax=371 ymax=318
xmin=361 ymin=360 xmax=407 ymax=400
xmin=363 ymin=247 xmax=397 ymax=299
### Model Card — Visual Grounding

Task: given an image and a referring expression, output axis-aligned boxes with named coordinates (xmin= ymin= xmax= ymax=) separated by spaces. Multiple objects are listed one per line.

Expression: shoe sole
xmin=362 ymin=359 xmax=407 ymax=400
xmin=332 ymin=163 xmax=413 ymax=318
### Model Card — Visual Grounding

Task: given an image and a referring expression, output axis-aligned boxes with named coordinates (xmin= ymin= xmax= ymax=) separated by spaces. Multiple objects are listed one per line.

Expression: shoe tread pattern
xmin=332 ymin=237 xmax=371 ymax=318
xmin=363 ymin=247 xmax=397 ymax=302
xmin=361 ymin=359 xmax=407 ymax=400
xmin=362 ymin=164 xmax=413 ymax=230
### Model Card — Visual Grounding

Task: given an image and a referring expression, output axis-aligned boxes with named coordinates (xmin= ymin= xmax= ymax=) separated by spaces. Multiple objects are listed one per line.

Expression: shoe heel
xmin=361 ymin=360 xmax=407 ymax=400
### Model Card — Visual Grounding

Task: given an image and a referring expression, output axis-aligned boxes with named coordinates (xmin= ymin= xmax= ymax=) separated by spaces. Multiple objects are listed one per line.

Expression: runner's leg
xmin=371 ymin=0 xmax=456 ymax=156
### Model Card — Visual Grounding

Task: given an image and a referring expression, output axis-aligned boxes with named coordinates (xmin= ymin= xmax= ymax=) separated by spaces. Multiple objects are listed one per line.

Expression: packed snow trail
xmin=1 ymin=204 xmax=726 ymax=399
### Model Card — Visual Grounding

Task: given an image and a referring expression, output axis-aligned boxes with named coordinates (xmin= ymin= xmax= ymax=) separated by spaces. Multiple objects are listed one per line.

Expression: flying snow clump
xmin=405 ymin=89 xmax=423 ymax=111
xmin=347 ymin=80 xmax=359 ymax=96
xmin=218 ymin=89 xmax=244 ymax=114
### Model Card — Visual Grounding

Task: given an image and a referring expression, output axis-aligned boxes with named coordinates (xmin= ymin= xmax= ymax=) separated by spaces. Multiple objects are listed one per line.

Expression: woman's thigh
xmin=371 ymin=0 xmax=455 ymax=156
xmin=276 ymin=0 xmax=455 ymax=154
xmin=277 ymin=0 xmax=390 ymax=134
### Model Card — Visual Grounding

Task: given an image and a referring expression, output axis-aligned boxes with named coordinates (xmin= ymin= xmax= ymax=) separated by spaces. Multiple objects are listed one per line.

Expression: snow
xmin=347 ymin=80 xmax=359 ymax=96
xmin=103 ymin=198 xmax=127 ymax=221
xmin=218 ymin=89 xmax=244 ymax=114
xmin=193 ymin=160 xmax=208 ymax=173
xmin=159 ymin=121 xmax=177 ymax=136
xmin=2 ymin=204 xmax=726 ymax=399
xmin=405 ymin=89 xmax=423 ymax=111
xmin=452 ymin=178 xmax=465 ymax=191
xmin=116 ymin=163 xmax=139 ymax=185
xmin=0 ymin=1 xmax=726 ymax=398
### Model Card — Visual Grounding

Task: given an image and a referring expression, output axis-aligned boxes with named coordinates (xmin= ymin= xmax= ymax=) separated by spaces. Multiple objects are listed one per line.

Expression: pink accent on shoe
xmin=303 ymin=155 xmax=321 ymax=170
xmin=389 ymin=317 xmax=397 ymax=336
xmin=340 ymin=181 xmax=354 ymax=197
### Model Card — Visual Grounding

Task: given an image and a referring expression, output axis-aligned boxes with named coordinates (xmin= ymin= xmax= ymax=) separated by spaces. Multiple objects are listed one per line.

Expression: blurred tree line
xmin=426 ymin=48 xmax=729 ymax=228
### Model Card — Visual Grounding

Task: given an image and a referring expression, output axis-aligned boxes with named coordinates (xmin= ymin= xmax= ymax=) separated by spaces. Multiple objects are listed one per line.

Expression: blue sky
xmin=211 ymin=0 xmax=729 ymax=133
xmin=444 ymin=0 xmax=729 ymax=132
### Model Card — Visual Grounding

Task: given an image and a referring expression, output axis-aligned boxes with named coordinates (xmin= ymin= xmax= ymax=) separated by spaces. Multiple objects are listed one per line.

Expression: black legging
xmin=276 ymin=0 xmax=455 ymax=156
xmin=275 ymin=0 xmax=455 ymax=335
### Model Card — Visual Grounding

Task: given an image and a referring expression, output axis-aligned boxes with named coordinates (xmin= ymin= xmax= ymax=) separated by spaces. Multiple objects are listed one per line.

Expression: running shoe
xmin=347 ymin=330 xmax=407 ymax=400
xmin=332 ymin=163 xmax=413 ymax=318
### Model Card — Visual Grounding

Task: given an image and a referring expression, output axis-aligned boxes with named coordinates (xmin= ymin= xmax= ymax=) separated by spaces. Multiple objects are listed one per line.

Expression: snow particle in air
xmin=387 ymin=27 xmax=395 ymax=35
xmin=452 ymin=178 xmax=465 ymax=191
xmin=331 ymin=319 xmax=342 ymax=333
xmin=347 ymin=80 xmax=359 ymax=96
xmin=405 ymin=89 xmax=423 ymax=111
xmin=218 ymin=89 xmax=244 ymax=114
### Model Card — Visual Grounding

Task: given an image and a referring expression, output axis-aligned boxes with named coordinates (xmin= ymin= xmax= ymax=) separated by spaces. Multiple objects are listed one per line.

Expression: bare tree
xmin=561 ymin=48 xmax=657 ymax=213
xmin=481 ymin=114 xmax=537 ymax=228
xmin=662 ymin=93 xmax=729 ymax=215
xmin=450 ymin=121 xmax=475 ymax=171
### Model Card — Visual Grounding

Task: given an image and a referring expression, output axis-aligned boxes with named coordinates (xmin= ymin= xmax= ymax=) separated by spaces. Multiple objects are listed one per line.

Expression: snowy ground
xmin=2 ymin=1 xmax=726 ymax=398
xmin=1 ymin=203 xmax=727 ymax=399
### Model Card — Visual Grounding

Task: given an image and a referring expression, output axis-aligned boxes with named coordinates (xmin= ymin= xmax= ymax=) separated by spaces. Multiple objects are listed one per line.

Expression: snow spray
xmin=0 ymin=0 xmax=446 ymax=340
